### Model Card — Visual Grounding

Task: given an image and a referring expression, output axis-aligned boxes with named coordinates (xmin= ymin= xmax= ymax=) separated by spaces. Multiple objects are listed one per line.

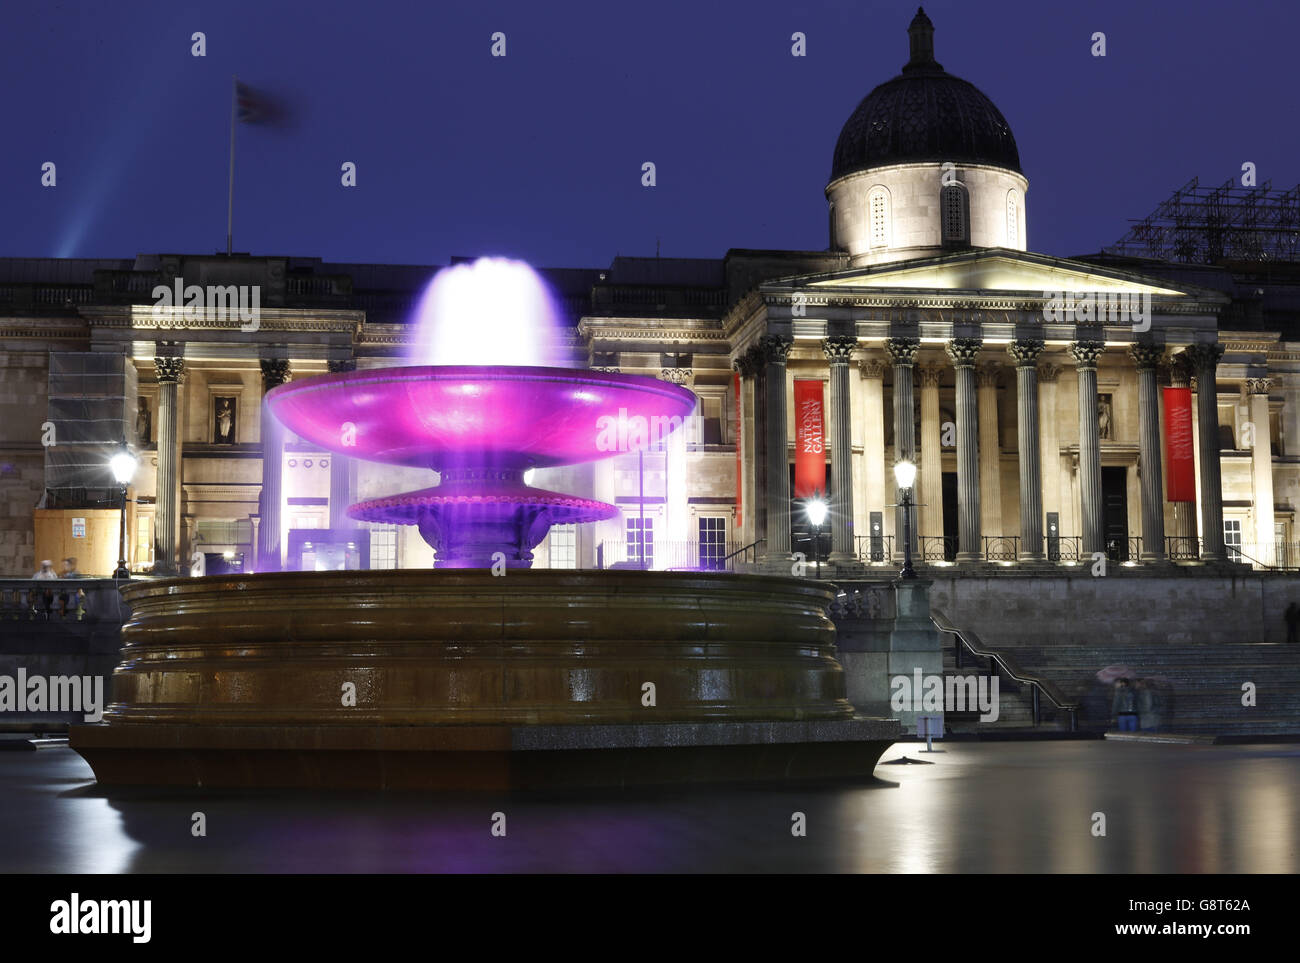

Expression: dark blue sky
xmin=5 ymin=0 xmax=1296 ymax=268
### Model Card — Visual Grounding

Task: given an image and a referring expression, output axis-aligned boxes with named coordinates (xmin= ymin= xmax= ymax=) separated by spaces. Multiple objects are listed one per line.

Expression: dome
xmin=830 ymin=8 xmax=1021 ymax=182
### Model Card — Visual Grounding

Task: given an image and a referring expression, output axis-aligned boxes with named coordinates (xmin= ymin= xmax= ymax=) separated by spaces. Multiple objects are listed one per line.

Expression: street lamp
xmin=806 ymin=496 xmax=828 ymax=578
xmin=109 ymin=445 xmax=138 ymax=580
xmin=893 ymin=459 xmax=917 ymax=580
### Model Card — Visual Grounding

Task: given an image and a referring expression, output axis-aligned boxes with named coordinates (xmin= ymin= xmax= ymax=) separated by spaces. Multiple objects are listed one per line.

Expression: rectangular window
xmin=1224 ymin=519 xmax=1242 ymax=562
xmin=698 ymin=516 xmax=727 ymax=570
xmin=369 ymin=524 xmax=397 ymax=569
xmin=547 ymin=524 xmax=577 ymax=569
xmin=135 ymin=515 xmax=152 ymax=564
xmin=626 ymin=516 xmax=654 ymax=568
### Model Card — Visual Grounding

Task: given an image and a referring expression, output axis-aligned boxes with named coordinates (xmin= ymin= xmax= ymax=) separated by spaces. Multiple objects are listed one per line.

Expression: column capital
xmin=732 ymin=353 xmax=756 ymax=377
xmin=1036 ymin=361 xmax=1063 ymax=384
xmin=154 ymin=356 xmax=185 ymax=384
xmin=260 ymin=358 xmax=291 ymax=391
xmin=945 ymin=338 xmax=982 ymax=368
xmin=1128 ymin=342 xmax=1164 ymax=371
xmin=1068 ymin=340 xmax=1106 ymax=370
xmin=822 ymin=335 xmax=857 ymax=363
xmin=975 ymin=362 xmax=1001 ymax=388
xmin=1168 ymin=352 xmax=1194 ymax=388
xmin=327 ymin=358 xmax=357 ymax=374
xmin=756 ymin=334 xmax=793 ymax=365
xmin=1183 ymin=342 xmax=1225 ymax=373
xmin=884 ymin=337 xmax=921 ymax=366
xmin=858 ymin=356 xmax=887 ymax=380
xmin=917 ymin=362 xmax=944 ymax=388
xmin=1247 ymin=376 xmax=1273 ymax=396
xmin=661 ymin=367 xmax=694 ymax=386
xmin=1007 ymin=339 xmax=1044 ymax=367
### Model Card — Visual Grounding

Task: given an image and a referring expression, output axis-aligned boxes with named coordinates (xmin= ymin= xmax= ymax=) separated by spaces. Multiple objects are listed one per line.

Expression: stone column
xmin=945 ymin=338 xmax=982 ymax=562
xmin=258 ymin=358 xmax=290 ymax=572
xmin=759 ymin=335 xmax=794 ymax=564
xmin=1167 ymin=355 xmax=1198 ymax=553
xmin=976 ymin=362 xmax=1003 ymax=540
xmin=1037 ymin=362 xmax=1063 ymax=545
xmin=152 ymin=354 xmax=185 ymax=576
xmin=886 ymin=338 xmax=919 ymax=562
xmin=1249 ymin=377 xmax=1275 ymax=567
xmin=1008 ymin=341 xmax=1044 ymax=560
xmin=327 ymin=359 xmax=358 ymax=531
xmin=917 ymin=362 xmax=944 ymax=540
xmin=732 ymin=354 xmax=756 ymax=548
xmin=859 ymin=357 xmax=887 ymax=549
xmin=823 ymin=336 xmax=857 ymax=562
xmin=661 ymin=368 xmax=694 ymax=549
xmin=1130 ymin=344 xmax=1166 ymax=561
xmin=1069 ymin=340 xmax=1106 ymax=555
xmin=1186 ymin=344 xmax=1226 ymax=562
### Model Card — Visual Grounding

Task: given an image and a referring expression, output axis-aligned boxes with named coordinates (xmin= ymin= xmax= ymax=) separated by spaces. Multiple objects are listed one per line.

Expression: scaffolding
xmin=1105 ymin=177 xmax=1300 ymax=264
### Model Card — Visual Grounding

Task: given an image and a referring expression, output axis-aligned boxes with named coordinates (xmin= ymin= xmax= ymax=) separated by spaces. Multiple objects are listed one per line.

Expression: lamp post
xmin=894 ymin=459 xmax=918 ymax=580
xmin=109 ymin=445 xmax=138 ymax=580
xmin=806 ymin=496 xmax=828 ymax=578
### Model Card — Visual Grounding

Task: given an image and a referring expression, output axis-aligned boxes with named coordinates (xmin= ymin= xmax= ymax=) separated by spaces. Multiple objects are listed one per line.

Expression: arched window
xmin=1006 ymin=190 xmax=1021 ymax=247
xmin=868 ymin=187 xmax=891 ymax=248
xmin=941 ymin=183 xmax=968 ymax=245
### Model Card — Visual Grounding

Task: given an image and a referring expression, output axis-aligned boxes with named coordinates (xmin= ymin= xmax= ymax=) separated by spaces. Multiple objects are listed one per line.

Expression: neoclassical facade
xmin=2 ymin=9 xmax=1297 ymax=577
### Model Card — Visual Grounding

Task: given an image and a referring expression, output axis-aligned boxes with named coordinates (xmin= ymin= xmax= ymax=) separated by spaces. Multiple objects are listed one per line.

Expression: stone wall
xmin=927 ymin=571 xmax=1300 ymax=646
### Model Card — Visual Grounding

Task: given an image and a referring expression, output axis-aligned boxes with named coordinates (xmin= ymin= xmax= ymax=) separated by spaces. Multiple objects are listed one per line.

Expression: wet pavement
xmin=1 ymin=741 xmax=1296 ymax=873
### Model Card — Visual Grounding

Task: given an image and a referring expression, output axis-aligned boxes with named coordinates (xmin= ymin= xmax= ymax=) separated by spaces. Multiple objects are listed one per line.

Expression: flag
xmin=236 ymin=81 xmax=286 ymax=125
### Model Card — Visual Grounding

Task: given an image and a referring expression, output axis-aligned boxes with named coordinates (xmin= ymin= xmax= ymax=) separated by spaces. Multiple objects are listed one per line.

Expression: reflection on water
xmin=2 ymin=742 xmax=1296 ymax=873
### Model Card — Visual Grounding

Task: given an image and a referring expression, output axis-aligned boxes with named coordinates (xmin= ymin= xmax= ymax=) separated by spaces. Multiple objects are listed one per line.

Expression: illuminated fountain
xmin=71 ymin=259 xmax=897 ymax=790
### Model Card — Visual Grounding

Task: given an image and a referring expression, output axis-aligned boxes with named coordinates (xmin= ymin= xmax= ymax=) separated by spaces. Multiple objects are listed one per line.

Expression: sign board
xmin=71 ymin=517 xmax=86 ymax=539
xmin=916 ymin=714 xmax=943 ymax=739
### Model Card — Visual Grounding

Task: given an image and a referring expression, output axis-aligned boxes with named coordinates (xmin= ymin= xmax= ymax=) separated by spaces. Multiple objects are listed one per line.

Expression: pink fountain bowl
xmin=265 ymin=365 xmax=699 ymax=471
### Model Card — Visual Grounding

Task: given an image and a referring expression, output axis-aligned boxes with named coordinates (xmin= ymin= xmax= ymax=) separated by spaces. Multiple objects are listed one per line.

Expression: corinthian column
xmin=1069 ymin=339 xmax=1106 ymax=555
xmin=917 ymin=362 xmax=944 ymax=540
xmin=945 ymin=338 xmax=982 ymax=562
xmin=153 ymin=353 xmax=185 ymax=576
xmin=823 ymin=336 xmax=858 ymax=562
xmin=759 ymin=335 xmax=794 ymax=564
xmin=859 ymin=357 xmax=887 ymax=549
xmin=259 ymin=358 xmax=291 ymax=572
xmin=1167 ymin=354 xmax=1198 ymax=554
xmin=1186 ymin=343 xmax=1227 ymax=561
xmin=1130 ymin=344 xmax=1166 ymax=560
xmin=886 ymin=337 xmax=920 ymax=562
xmin=1008 ymin=340 xmax=1044 ymax=560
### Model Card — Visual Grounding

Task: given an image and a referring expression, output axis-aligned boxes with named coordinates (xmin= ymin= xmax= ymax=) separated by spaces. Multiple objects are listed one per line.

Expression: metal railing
xmin=918 ymin=535 xmax=958 ymax=562
xmin=854 ymin=534 xmax=895 ymax=563
xmin=595 ymin=539 xmax=749 ymax=572
xmin=722 ymin=538 xmax=765 ymax=567
xmin=931 ymin=608 xmax=1080 ymax=731
xmin=982 ymin=535 xmax=1019 ymax=561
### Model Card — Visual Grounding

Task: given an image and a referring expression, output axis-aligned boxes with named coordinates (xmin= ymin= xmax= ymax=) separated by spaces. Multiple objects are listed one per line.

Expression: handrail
xmin=722 ymin=537 xmax=765 ymax=564
xmin=930 ymin=607 xmax=1080 ymax=732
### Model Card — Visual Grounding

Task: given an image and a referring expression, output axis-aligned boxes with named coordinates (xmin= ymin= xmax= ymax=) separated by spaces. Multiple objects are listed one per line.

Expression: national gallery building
xmin=3 ymin=10 xmax=1299 ymax=578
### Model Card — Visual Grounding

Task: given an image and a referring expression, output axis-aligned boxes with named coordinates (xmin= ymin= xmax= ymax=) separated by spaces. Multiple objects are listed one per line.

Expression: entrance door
xmin=941 ymin=472 xmax=959 ymax=561
xmin=1102 ymin=466 xmax=1129 ymax=561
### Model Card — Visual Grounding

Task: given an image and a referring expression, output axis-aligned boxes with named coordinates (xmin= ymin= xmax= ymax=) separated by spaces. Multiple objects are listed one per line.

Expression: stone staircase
xmin=939 ymin=633 xmax=1300 ymax=738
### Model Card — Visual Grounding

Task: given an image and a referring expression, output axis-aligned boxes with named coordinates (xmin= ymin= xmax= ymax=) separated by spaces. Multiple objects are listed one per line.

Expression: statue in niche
xmin=214 ymin=397 xmax=237 ymax=445
xmin=1098 ymin=395 xmax=1113 ymax=441
xmin=135 ymin=398 xmax=151 ymax=444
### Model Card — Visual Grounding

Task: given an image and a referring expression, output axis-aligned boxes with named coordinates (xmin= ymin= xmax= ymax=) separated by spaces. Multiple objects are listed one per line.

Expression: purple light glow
xmin=263 ymin=259 xmax=696 ymax=567
xmin=407 ymin=258 xmax=567 ymax=367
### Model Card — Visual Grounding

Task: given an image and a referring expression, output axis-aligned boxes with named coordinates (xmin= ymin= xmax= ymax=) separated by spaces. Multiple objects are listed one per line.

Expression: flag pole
xmin=226 ymin=75 xmax=237 ymax=256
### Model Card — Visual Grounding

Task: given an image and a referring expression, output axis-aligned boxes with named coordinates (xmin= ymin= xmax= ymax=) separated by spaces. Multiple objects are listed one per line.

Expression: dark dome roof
xmin=830 ymin=8 xmax=1021 ymax=182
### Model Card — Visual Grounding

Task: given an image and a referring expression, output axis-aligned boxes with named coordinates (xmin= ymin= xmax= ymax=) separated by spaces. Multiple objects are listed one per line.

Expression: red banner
xmin=793 ymin=379 xmax=826 ymax=498
xmin=1163 ymin=386 xmax=1196 ymax=502
xmin=734 ymin=372 xmax=743 ymax=526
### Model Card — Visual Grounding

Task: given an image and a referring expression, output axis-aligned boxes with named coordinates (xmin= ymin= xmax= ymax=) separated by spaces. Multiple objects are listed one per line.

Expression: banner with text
xmin=793 ymin=379 xmax=826 ymax=498
xmin=1163 ymin=386 xmax=1196 ymax=502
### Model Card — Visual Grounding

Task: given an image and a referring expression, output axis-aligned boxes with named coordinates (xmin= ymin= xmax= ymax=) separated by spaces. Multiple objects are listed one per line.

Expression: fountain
xmin=70 ymin=259 xmax=898 ymax=790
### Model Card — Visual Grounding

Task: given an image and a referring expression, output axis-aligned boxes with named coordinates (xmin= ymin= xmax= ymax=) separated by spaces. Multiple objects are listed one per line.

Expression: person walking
xmin=1112 ymin=678 xmax=1138 ymax=732
xmin=59 ymin=557 xmax=84 ymax=620
xmin=31 ymin=559 xmax=57 ymax=619
xmin=1135 ymin=678 xmax=1161 ymax=731
xmin=1286 ymin=602 xmax=1299 ymax=643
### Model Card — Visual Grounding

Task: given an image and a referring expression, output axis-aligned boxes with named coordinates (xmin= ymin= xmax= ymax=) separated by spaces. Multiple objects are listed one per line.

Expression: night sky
xmin=4 ymin=0 xmax=1296 ymax=268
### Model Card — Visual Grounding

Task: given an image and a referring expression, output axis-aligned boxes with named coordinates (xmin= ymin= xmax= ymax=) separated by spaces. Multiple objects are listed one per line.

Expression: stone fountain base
xmin=70 ymin=570 xmax=898 ymax=789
